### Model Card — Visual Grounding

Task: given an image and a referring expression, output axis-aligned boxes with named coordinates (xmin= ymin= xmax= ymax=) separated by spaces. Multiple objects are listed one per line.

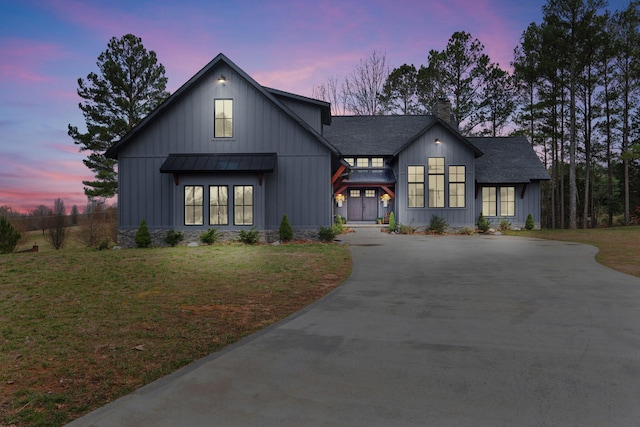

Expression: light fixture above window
xmin=218 ymin=75 xmax=226 ymax=83
xmin=435 ymin=138 xmax=441 ymax=144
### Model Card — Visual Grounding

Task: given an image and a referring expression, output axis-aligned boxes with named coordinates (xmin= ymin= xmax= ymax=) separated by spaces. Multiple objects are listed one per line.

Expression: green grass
xmin=0 ymin=240 xmax=352 ymax=427
xmin=507 ymin=225 xmax=640 ymax=278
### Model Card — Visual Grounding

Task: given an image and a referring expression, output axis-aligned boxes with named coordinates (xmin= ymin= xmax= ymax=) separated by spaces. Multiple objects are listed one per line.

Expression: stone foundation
xmin=117 ymin=228 xmax=321 ymax=248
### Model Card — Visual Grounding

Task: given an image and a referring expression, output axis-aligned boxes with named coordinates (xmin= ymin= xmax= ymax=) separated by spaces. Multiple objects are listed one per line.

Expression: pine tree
xmin=68 ymin=34 xmax=169 ymax=199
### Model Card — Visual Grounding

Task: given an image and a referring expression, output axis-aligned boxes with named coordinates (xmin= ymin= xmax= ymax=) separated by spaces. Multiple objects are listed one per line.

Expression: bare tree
xmin=48 ymin=198 xmax=68 ymax=250
xmin=342 ymin=50 xmax=390 ymax=115
xmin=312 ymin=75 xmax=346 ymax=116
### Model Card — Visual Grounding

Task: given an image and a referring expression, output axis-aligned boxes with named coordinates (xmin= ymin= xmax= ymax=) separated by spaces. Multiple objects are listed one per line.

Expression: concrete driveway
xmin=68 ymin=228 xmax=640 ymax=426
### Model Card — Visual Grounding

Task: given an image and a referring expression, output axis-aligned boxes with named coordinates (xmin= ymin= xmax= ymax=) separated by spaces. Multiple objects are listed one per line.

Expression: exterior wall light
xmin=218 ymin=75 xmax=226 ymax=83
xmin=335 ymin=193 xmax=345 ymax=207
xmin=435 ymin=138 xmax=441 ymax=144
xmin=380 ymin=193 xmax=391 ymax=207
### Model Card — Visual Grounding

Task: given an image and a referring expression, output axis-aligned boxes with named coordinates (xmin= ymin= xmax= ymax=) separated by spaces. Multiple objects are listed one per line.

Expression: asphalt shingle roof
xmin=470 ymin=137 xmax=550 ymax=183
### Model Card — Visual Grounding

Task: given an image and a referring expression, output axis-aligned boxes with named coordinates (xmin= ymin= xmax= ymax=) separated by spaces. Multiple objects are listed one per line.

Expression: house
xmin=106 ymin=54 xmax=549 ymax=246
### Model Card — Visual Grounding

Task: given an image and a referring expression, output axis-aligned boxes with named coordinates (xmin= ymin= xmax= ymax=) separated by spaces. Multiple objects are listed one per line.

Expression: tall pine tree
xmin=68 ymin=34 xmax=169 ymax=199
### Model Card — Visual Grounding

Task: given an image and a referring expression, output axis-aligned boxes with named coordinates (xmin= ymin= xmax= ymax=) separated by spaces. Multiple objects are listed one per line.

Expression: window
xmin=449 ymin=166 xmax=466 ymax=208
xmin=234 ymin=185 xmax=253 ymax=225
xmin=209 ymin=186 xmax=229 ymax=225
xmin=408 ymin=165 xmax=425 ymax=208
xmin=428 ymin=157 xmax=445 ymax=208
xmin=365 ymin=190 xmax=376 ymax=198
xmin=214 ymin=99 xmax=233 ymax=138
xmin=500 ymin=186 xmax=515 ymax=216
xmin=350 ymin=189 xmax=361 ymax=198
xmin=344 ymin=157 xmax=355 ymax=166
xmin=356 ymin=158 xmax=368 ymax=168
xmin=184 ymin=186 xmax=203 ymax=225
xmin=371 ymin=158 xmax=384 ymax=167
xmin=482 ymin=187 xmax=497 ymax=216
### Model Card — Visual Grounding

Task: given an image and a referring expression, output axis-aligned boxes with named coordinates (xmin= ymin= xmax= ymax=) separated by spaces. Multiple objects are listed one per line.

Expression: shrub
xmin=98 ymin=238 xmax=110 ymax=250
xmin=279 ymin=214 xmax=294 ymax=242
xmin=165 ymin=230 xmax=184 ymax=247
xmin=388 ymin=212 xmax=396 ymax=232
xmin=135 ymin=219 xmax=152 ymax=248
xmin=458 ymin=227 xmax=475 ymax=235
xmin=200 ymin=228 xmax=220 ymax=245
xmin=499 ymin=218 xmax=511 ymax=231
xmin=239 ymin=227 xmax=260 ymax=244
xmin=0 ymin=217 xmax=21 ymax=254
xmin=428 ymin=215 xmax=448 ymax=234
xmin=398 ymin=223 xmax=416 ymax=234
xmin=318 ymin=225 xmax=339 ymax=242
xmin=525 ymin=213 xmax=535 ymax=230
xmin=477 ymin=212 xmax=490 ymax=232
xmin=333 ymin=216 xmax=345 ymax=234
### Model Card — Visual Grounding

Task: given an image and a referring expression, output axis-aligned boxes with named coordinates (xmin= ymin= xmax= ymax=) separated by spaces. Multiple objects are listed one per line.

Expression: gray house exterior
xmin=107 ymin=53 xmax=549 ymax=246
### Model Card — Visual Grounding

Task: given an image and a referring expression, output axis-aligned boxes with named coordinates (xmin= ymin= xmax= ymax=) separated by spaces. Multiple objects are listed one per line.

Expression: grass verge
xmin=509 ymin=225 xmax=640 ymax=278
xmin=0 ymin=241 xmax=351 ymax=426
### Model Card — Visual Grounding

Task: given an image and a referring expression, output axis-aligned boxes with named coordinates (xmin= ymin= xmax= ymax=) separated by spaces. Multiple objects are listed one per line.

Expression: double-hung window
xmin=209 ymin=185 xmax=229 ymax=225
xmin=184 ymin=185 xmax=204 ymax=225
xmin=234 ymin=185 xmax=253 ymax=225
xmin=407 ymin=166 xmax=425 ymax=208
xmin=214 ymin=99 xmax=233 ymax=138
xmin=482 ymin=187 xmax=497 ymax=216
xmin=500 ymin=187 xmax=515 ymax=216
xmin=449 ymin=166 xmax=465 ymax=208
xmin=428 ymin=157 xmax=445 ymax=208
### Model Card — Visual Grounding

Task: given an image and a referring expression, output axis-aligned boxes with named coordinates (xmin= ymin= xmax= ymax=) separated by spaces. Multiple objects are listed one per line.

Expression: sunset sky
xmin=0 ymin=0 xmax=629 ymax=213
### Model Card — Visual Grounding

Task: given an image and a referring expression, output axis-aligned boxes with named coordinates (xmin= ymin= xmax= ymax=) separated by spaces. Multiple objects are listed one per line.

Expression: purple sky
xmin=0 ymin=0 xmax=628 ymax=213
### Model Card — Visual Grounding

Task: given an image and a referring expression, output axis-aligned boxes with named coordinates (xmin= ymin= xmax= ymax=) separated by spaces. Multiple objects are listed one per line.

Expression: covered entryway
xmin=347 ymin=188 xmax=378 ymax=221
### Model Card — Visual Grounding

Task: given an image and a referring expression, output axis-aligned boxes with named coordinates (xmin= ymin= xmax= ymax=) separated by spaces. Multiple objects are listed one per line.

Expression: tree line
xmin=312 ymin=0 xmax=640 ymax=229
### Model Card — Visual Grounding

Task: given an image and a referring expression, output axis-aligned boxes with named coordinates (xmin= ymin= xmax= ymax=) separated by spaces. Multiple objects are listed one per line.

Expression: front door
xmin=347 ymin=189 xmax=378 ymax=221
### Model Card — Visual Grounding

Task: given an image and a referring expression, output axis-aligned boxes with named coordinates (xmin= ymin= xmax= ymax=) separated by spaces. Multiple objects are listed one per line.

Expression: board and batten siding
xmin=394 ymin=126 xmax=477 ymax=227
xmin=474 ymin=182 xmax=542 ymax=228
xmin=116 ymin=64 xmax=333 ymax=231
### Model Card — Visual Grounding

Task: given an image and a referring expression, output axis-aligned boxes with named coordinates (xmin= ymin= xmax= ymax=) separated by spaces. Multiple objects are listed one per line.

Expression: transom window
xmin=408 ymin=165 xmax=425 ymax=208
xmin=501 ymin=187 xmax=516 ymax=216
xmin=482 ymin=187 xmax=497 ymax=216
xmin=428 ymin=157 xmax=445 ymax=208
xmin=214 ymin=99 xmax=233 ymax=138
xmin=234 ymin=185 xmax=253 ymax=225
xmin=449 ymin=165 xmax=466 ymax=208
xmin=209 ymin=185 xmax=229 ymax=225
xmin=184 ymin=186 xmax=204 ymax=225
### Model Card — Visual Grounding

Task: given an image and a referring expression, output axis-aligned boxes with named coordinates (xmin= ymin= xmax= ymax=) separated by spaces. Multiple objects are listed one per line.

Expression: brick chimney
xmin=432 ymin=97 xmax=453 ymax=125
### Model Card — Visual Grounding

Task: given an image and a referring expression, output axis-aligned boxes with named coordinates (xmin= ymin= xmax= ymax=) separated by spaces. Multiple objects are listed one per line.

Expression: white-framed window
xmin=214 ymin=99 xmax=233 ymax=138
xmin=371 ymin=158 xmax=384 ymax=167
xmin=356 ymin=158 xmax=368 ymax=168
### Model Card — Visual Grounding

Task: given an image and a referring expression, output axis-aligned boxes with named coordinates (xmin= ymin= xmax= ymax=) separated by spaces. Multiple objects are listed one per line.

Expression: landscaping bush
xmin=333 ymin=215 xmax=345 ymax=234
xmin=458 ymin=227 xmax=475 ymax=235
xmin=499 ymin=218 xmax=511 ymax=231
xmin=0 ymin=217 xmax=20 ymax=254
xmin=318 ymin=225 xmax=339 ymax=242
xmin=525 ymin=213 xmax=535 ymax=230
xmin=239 ymin=227 xmax=260 ymax=244
xmin=398 ymin=223 xmax=416 ymax=234
xmin=164 ymin=230 xmax=184 ymax=247
xmin=135 ymin=219 xmax=152 ymax=248
xmin=388 ymin=211 xmax=396 ymax=232
xmin=279 ymin=214 xmax=294 ymax=242
xmin=428 ymin=215 xmax=448 ymax=234
xmin=200 ymin=228 xmax=220 ymax=245
xmin=477 ymin=212 xmax=490 ymax=232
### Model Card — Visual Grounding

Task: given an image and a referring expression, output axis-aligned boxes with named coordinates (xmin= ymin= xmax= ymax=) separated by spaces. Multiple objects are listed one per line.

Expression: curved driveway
xmin=69 ymin=228 xmax=640 ymax=426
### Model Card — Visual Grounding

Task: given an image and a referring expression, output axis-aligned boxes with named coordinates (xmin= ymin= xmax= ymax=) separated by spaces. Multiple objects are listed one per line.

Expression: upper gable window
xmin=371 ymin=158 xmax=384 ymax=168
xmin=214 ymin=99 xmax=233 ymax=138
xmin=344 ymin=158 xmax=355 ymax=166
xmin=356 ymin=158 xmax=368 ymax=168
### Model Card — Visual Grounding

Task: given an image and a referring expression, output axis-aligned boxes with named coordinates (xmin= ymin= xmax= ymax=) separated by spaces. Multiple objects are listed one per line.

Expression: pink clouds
xmin=0 ymin=38 xmax=65 ymax=84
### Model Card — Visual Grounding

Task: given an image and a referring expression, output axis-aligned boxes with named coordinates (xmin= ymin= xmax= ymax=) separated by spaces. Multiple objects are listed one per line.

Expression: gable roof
xmin=265 ymin=87 xmax=331 ymax=125
xmin=106 ymin=53 xmax=338 ymax=159
xmin=322 ymin=115 xmax=483 ymax=157
xmin=470 ymin=137 xmax=550 ymax=183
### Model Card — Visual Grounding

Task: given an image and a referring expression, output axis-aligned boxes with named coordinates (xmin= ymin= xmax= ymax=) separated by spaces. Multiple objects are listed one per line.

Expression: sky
xmin=0 ymin=0 xmax=631 ymax=214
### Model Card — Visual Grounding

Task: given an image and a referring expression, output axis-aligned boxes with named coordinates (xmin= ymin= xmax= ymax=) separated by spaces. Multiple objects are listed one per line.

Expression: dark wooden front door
xmin=347 ymin=189 xmax=378 ymax=221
